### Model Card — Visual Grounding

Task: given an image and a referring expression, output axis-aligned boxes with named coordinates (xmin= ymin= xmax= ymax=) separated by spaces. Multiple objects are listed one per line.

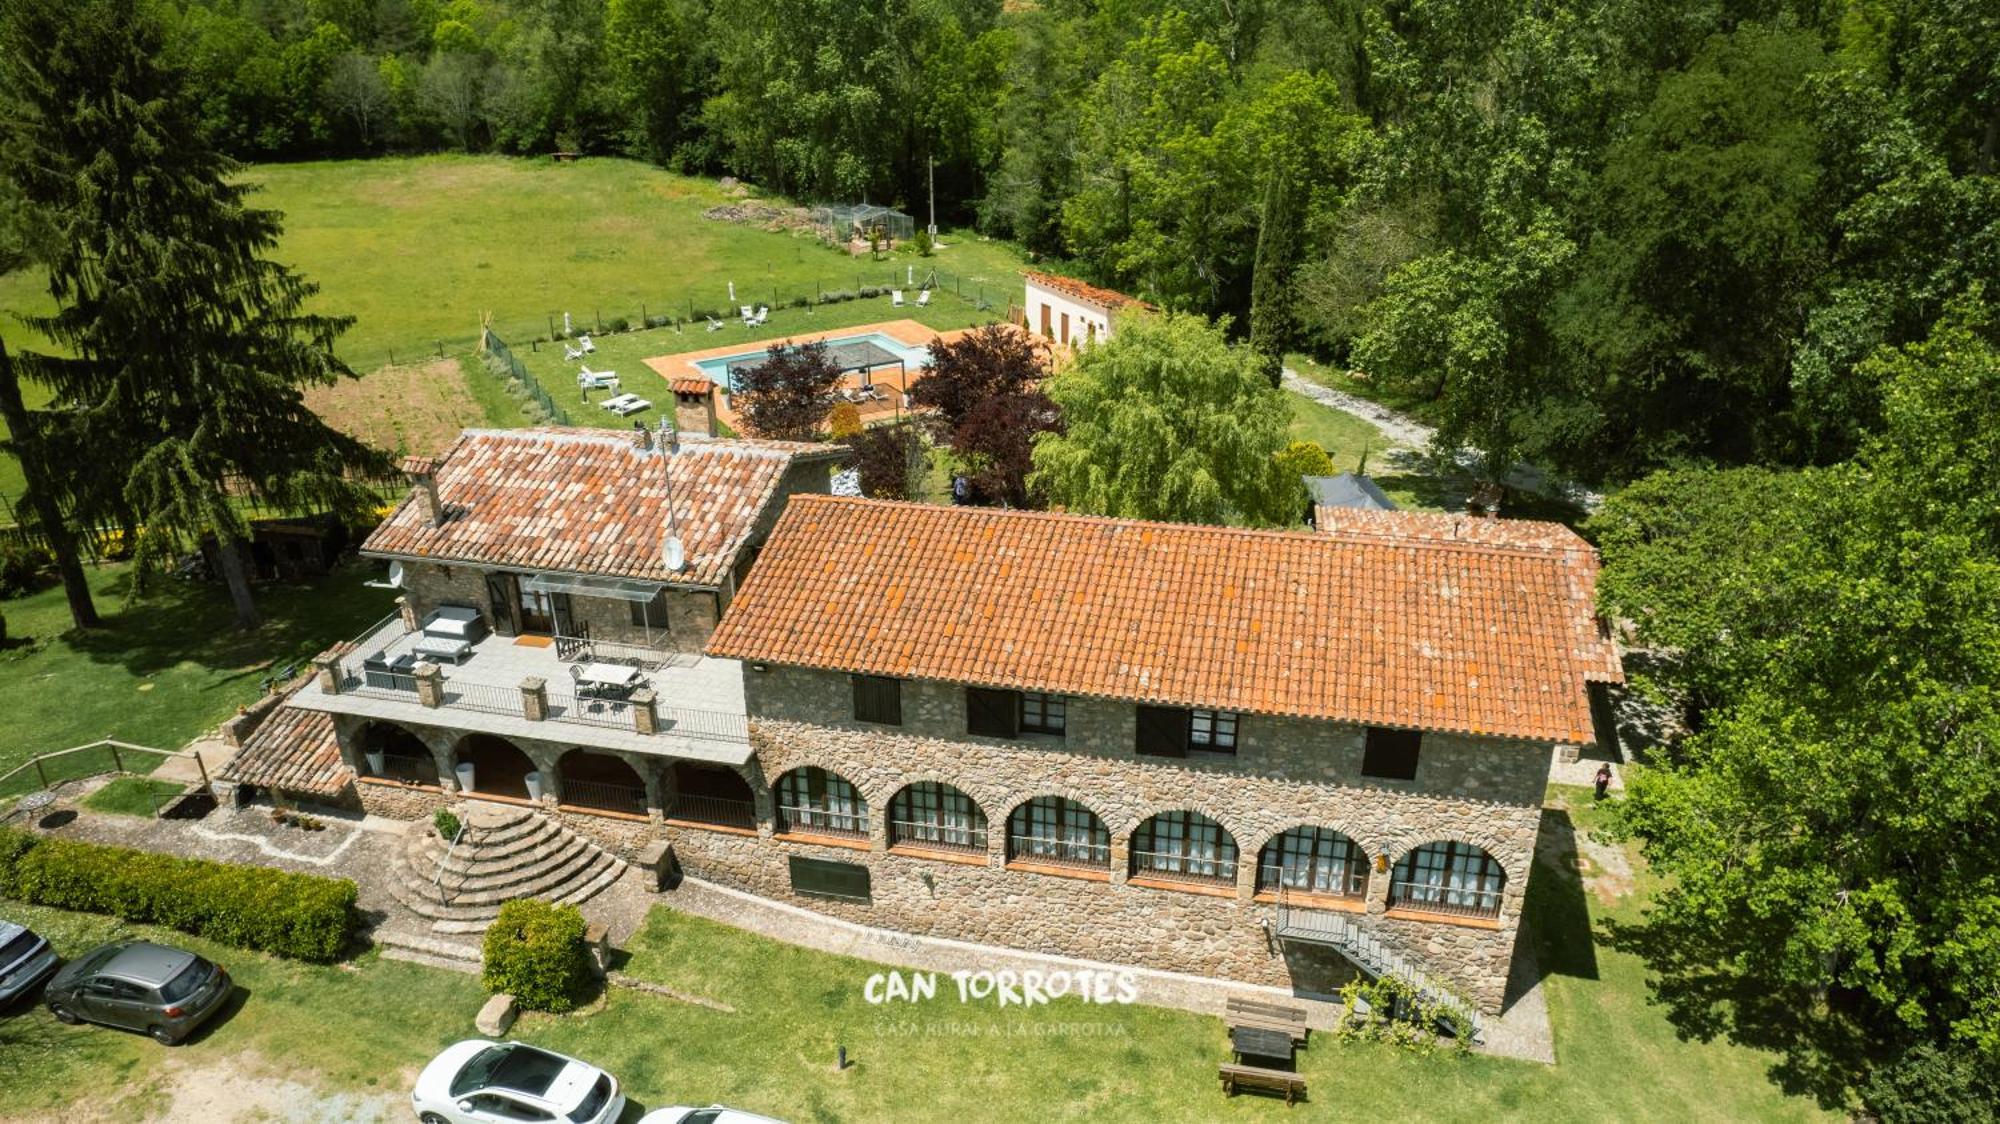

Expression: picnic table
xmin=599 ymin=393 xmax=651 ymax=416
xmin=1230 ymin=1024 xmax=1295 ymax=1068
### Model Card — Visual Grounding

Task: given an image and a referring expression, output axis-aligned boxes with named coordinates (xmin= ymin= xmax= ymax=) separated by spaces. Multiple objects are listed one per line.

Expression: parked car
xmin=0 ymin=921 xmax=60 ymax=1007
xmin=639 ymin=1107 xmax=789 ymax=1124
xmin=412 ymin=1040 xmax=625 ymax=1124
xmin=43 ymin=940 xmax=231 ymax=1044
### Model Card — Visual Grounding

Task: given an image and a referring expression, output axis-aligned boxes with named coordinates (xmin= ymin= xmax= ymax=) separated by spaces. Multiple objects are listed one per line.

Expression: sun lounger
xmin=564 ymin=344 xmax=584 ymax=361
xmin=600 ymin=393 xmax=651 ymax=416
xmin=707 ymin=318 xmax=724 ymax=332
xmin=916 ymin=289 xmax=931 ymax=307
xmin=892 ymin=290 xmax=905 ymax=307
xmin=740 ymin=305 xmax=755 ymax=321
xmin=577 ymin=367 xmax=619 ymax=389
xmin=578 ymin=334 xmax=596 ymax=353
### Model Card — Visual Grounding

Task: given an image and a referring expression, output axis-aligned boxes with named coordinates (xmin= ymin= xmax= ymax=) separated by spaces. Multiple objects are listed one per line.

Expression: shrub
xmin=434 ymin=808 xmax=461 ymax=840
xmin=0 ymin=828 xmax=357 ymax=962
xmin=0 ymin=540 xmax=52 ymax=597
xmin=1274 ymin=439 xmax=1337 ymax=480
xmin=1860 ymin=1043 xmax=2000 ymax=1124
xmin=482 ymin=899 xmax=592 ymax=1013
xmin=1332 ymin=974 xmax=1474 ymax=1054
xmin=819 ymin=289 xmax=855 ymax=305
xmin=858 ymin=285 xmax=882 ymax=299
xmin=827 ymin=402 xmax=863 ymax=440
xmin=0 ymin=607 xmax=7 ymax=644
xmin=608 ymin=316 xmax=630 ymax=333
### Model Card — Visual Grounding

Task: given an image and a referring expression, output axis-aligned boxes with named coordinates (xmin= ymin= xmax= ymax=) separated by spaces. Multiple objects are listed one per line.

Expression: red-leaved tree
xmin=734 ymin=339 xmax=842 ymax=441
xmin=911 ymin=324 xmax=1058 ymax=506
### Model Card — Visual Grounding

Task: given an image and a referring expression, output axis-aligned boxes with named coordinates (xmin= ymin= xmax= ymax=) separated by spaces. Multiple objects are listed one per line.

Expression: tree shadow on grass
xmin=1600 ymin=909 xmax=1871 ymax=1111
xmin=56 ymin=565 xmax=394 ymax=683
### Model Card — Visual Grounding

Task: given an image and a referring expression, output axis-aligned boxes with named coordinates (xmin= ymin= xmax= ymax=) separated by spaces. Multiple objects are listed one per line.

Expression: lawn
xmin=0 ymin=561 xmax=397 ymax=793
xmin=79 ymin=777 xmax=187 ymax=818
xmin=0 ymin=784 xmax=1833 ymax=1122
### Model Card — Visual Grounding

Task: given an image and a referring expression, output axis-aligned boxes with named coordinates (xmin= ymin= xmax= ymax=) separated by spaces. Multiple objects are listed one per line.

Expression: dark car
xmin=0 ymin=921 xmax=60 ymax=1006
xmin=44 ymin=941 xmax=232 ymax=1044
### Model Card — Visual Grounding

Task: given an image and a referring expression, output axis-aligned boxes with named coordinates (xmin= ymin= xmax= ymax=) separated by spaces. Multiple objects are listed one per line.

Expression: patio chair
xmin=578 ymin=334 xmax=596 ymax=353
xmin=892 ymin=290 xmax=905 ymax=307
xmin=569 ymin=663 xmax=595 ymax=699
xmin=707 ymin=318 xmax=725 ymax=332
xmin=564 ymin=344 xmax=585 ymax=362
xmin=916 ymin=289 xmax=932 ymax=307
xmin=739 ymin=305 xmax=755 ymax=322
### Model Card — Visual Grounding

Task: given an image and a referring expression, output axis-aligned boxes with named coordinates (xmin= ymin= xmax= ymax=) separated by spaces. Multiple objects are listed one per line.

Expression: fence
xmin=481 ymin=327 xmax=573 ymax=425
xmin=0 ymin=739 xmax=194 ymax=804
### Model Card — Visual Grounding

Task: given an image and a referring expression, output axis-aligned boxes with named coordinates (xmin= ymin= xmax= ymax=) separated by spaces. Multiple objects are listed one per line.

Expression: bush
xmin=434 ymin=808 xmax=461 ymax=840
xmin=1860 ymin=1043 xmax=2000 ymax=1124
xmin=0 ymin=828 xmax=357 ymax=962
xmin=482 ymin=899 xmax=592 ymax=1012
xmin=828 ymin=402 xmax=864 ymax=440
xmin=858 ymin=285 xmax=883 ymax=299
xmin=819 ymin=289 xmax=856 ymax=305
xmin=608 ymin=316 xmax=630 ymax=333
xmin=0 ymin=540 xmax=52 ymax=598
xmin=0 ymin=607 xmax=7 ymax=644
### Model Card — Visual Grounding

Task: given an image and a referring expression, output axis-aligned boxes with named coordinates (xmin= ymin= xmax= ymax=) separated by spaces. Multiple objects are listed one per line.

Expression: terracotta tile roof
xmin=708 ymin=497 xmax=1621 ymax=743
xmin=1023 ymin=270 xmax=1153 ymax=312
xmin=670 ymin=377 xmax=714 ymax=396
xmin=362 ymin=428 xmax=845 ymax=589
xmin=220 ymin=707 xmax=352 ymax=798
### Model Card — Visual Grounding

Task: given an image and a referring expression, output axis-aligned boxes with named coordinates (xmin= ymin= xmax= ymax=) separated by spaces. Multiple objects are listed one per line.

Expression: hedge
xmin=482 ymin=899 xmax=592 ymax=1013
xmin=0 ymin=827 xmax=357 ymax=963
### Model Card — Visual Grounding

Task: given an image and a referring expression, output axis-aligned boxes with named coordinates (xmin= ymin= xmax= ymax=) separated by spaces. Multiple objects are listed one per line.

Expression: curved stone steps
xmin=387 ymin=801 xmax=629 ymax=935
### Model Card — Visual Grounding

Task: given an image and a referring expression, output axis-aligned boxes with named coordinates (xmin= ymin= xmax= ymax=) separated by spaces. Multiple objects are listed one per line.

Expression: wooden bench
xmin=1226 ymin=997 xmax=1310 ymax=1044
xmin=1219 ymin=1063 xmax=1307 ymax=1105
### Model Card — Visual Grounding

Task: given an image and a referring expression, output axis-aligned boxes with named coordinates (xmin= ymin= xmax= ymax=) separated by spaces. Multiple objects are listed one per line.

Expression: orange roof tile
xmin=708 ymin=497 xmax=1621 ymax=743
xmin=670 ymin=377 xmax=713 ymax=396
xmin=363 ymin=428 xmax=845 ymax=589
xmin=220 ymin=707 xmax=352 ymax=798
xmin=1023 ymin=270 xmax=1153 ymax=312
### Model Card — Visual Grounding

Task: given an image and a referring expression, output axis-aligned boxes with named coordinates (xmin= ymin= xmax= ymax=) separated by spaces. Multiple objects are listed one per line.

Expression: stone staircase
xmin=1273 ymin=898 xmax=1485 ymax=1043
xmin=384 ymin=802 xmax=627 ymax=937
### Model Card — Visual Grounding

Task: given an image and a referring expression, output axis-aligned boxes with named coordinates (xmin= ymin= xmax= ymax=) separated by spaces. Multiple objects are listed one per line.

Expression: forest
xmin=157 ymin=0 xmax=1997 ymax=485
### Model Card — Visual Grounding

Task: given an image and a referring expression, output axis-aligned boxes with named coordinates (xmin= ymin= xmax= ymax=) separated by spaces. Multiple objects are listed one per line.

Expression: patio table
xmin=577 ymin=663 xmax=641 ymax=689
xmin=1229 ymin=1024 xmax=1296 ymax=1069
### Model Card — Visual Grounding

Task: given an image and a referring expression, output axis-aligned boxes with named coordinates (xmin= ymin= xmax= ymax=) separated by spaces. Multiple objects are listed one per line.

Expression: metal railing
xmin=1006 ymin=834 xmax=1111 ymax=870
xmin=667 ymin=794 xmax=758 ymax=830
xmin=546 ymin=688 xmax=641 ymax=730
xmin=1258 ymin=862 xmax=1368 ymax=900
xmin=1129 ymin=849 xmax=1238 ymax=886
xmin=1387 ymin=879 xmax=1504 ymax=919
xmin=561 ymin=777 xmax=648 ymax=816
xmin=888 ymin=819 xmax=988 ymax=854
xmin=438 ymin=680 xmax=526 ymax=718
xmin=370 ymin=752 xmax=440 ymax=786
xmin=777 ymin=804 xmax=868 ymax=838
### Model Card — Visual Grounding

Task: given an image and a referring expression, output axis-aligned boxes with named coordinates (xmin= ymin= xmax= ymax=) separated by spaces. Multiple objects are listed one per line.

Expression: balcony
xmin=293 ymin=613 xmax=752 ymax=764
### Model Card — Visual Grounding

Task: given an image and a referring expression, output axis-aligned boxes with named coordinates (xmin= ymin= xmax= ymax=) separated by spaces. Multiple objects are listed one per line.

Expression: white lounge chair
xmin=916 ymin=289 xmax=931 ymax=307
xmin=747 ymin=306 xmax=768 ymax=327
xmin=739 ymin=305 xmax=755 ymax=322
xmin=600 ymin=393 xmax=651 ymax=416
xmin=891 ymin=290 xmax=905 ymax=307
xmin=706 ymin=318 xmax=724 ymax=332
xmin=563 ymin=344 xmax=585 ymax=362
xmin=578 ymin=334 xmax=596 ymax=354
xmin=577 ymin=367 xmax=619 ymax=390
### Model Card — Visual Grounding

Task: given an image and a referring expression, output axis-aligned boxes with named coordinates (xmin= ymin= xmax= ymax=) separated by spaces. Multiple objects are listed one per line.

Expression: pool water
xmin=693 ymin=331 xmax=935 ymax=392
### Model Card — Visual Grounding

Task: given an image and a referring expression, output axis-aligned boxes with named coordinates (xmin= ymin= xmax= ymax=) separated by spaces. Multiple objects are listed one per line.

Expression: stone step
xmin=432 ymin=840 xmax=598 ymax=897
xmin=408 ymin=820 xmax=568 ymax=880
xmin=422 ymin=810 xmax=559 ymax=859
xmin=430 ymin=860 xmax=627 ymax=935
xmin=389 ymin=847 xmax=621 ymax=920
xmin=434 ymin=848 xmax=615 ymax=908
xmin=374 ymin=927 xmax=482 ymax=974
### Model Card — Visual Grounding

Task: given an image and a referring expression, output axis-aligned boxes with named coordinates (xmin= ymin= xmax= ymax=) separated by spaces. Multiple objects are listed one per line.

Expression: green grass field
xmin=0 ymin=562 xmax=395 ymax=789
xmin=79 ymin=776 xmax=187 ymax=817
xmin=0 ymin=785 xmax=1834 ymax=1122
xmin=0 ymin=154 xmax=1036 ymax=504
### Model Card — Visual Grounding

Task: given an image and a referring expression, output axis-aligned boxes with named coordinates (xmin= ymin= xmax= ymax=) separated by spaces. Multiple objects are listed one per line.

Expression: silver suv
xmin=44 ymin=941 xmax=232 ymax=1044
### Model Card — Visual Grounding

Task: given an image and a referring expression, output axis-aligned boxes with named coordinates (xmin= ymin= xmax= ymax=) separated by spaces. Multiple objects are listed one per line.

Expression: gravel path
xmin=1281 ymin=367 xmax=1604 ymax=513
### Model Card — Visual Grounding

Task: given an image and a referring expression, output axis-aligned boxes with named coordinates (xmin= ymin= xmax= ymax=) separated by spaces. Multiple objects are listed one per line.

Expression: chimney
xmin=632 ymin=420 xmax=653 ymax=453
xmin=400 ymin=455 xmax=444 ymax=527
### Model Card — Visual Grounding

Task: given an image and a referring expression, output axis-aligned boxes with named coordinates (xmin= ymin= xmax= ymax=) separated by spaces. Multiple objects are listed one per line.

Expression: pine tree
xmin=0 ymin=0 xmax=387 ymax=628
xmin=1247 ymin=163 xmax=1299 ymax=387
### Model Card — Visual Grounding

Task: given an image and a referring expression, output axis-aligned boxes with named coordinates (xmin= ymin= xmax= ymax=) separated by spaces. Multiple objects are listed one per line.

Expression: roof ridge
xmin=789 ymin=494 xmax=1589 ymax=561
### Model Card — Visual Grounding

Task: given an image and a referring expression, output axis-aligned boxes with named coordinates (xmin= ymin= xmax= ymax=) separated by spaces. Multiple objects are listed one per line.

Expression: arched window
xmin=358 ymin=722 xmax=437 ymax=785
xmin=888 ymin=782 xmax=988 ymax=855
xmin=1130 ymin=811 xmax=1239 ymax=886
xmin=1389 ymin=842 xmax=1506 ymax=918
xmin=1006 ymin=797 xmax=1109 ymax=869
xmin=775 ymin=766 xmax=868 ymax=838
xmin=1257 ymin=827 xmax=1368 ymax=899
xmin=557 ymin=749 xmax=647 ymax=816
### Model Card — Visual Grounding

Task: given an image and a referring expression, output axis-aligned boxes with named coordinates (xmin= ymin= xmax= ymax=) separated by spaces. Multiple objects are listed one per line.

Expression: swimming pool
xmin=692 ymin=331 xmax=935 ymax=392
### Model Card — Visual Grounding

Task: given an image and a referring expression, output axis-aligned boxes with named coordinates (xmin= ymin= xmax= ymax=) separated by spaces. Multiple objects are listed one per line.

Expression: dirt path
xmin=11 ymin=1051 xmax=409 ymax=1124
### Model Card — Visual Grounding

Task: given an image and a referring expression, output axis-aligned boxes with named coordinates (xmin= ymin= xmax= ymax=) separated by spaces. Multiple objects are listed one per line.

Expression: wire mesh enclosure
xmin=812 ymin=203 xmax=915 ymax=246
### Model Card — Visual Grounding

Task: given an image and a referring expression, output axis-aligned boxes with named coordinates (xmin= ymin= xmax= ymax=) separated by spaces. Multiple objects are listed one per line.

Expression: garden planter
xmin=455 ymin=762 xmax=476 ymax=793
xmin=524 ymin=771 xmax=545 ymax=803
xmin=364 ymin=750 xmax=386 ymax=776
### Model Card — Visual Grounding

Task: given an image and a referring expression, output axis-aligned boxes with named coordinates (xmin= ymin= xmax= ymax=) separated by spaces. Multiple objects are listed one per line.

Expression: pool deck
xmin=640 ymin=318 xmax=983 ymax=429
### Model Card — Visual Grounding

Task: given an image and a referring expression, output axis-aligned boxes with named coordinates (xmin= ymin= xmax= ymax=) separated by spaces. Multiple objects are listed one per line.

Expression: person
xmin=951 ymin=474 xmax=970 ymax=506
xmin=1594 ymin=763 xmax=1613 ymax=801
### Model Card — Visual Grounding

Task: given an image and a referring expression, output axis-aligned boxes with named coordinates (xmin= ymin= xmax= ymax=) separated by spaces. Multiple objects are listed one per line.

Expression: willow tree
xmin=1028 ymin=310 xmax=1296 ymax=527
xmin=1 ymin=0 xmax=385 ymax=628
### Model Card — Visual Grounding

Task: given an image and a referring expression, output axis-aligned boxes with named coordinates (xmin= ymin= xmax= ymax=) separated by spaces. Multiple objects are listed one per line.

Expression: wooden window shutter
xmin=966 ymin=687 xmax=1022 ymax=738
xmin=1135 ymin=705 xmax=1190 ymax=757
xmin=852 ymin=675 xmax=902 ymax=725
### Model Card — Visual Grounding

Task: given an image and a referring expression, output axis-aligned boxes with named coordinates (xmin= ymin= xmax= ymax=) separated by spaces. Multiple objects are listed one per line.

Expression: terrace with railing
xmin=295 ymin=612 xmax=752 ymax=762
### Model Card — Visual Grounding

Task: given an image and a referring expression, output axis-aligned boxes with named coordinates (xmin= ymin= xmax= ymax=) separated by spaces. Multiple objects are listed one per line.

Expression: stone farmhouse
xmin=226 ymin=430 xmax=1619 ymax=1021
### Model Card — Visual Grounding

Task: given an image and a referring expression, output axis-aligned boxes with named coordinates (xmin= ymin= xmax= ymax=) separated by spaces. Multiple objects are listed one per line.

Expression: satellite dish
xmin=661 ymin=533 xmax=686 ymax=573
xmin=387 ymin=561 xmax=405 ymax=589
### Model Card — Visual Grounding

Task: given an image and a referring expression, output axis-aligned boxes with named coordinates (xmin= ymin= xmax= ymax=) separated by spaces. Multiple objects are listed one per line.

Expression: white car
xmin=412 ymin=1040 xmax=625 ymax=1124
xmin=638 ymin=1107 xmax=788 ymax=1124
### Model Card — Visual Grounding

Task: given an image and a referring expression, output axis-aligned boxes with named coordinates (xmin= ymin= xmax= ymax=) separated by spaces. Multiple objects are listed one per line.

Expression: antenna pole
xmin=927 ymin=157 xmax=937 ymax=237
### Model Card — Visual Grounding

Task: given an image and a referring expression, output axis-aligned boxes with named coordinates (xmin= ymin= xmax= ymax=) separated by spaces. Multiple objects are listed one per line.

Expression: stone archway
xmin=453 ymin=734 xmax=538 ymax=801
xmin=667 ymin=761 xmax=757 ymax=830
xmin=558 ymin=749 xmax=647 ymax=816
xmin=356 ymin=721 xmax=440 ymax=785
